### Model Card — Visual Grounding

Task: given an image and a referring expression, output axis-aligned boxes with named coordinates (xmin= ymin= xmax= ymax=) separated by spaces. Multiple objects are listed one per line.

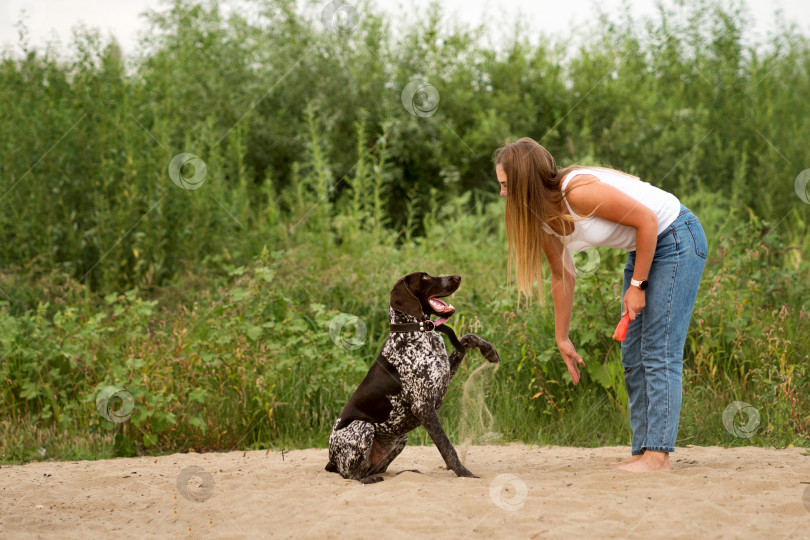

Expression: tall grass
xmin=0 ymin=0 xmax=809 ymax=462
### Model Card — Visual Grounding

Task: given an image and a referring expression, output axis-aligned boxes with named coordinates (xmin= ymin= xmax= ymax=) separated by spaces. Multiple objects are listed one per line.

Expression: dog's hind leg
xmin=359 ymin=474 xmax=384 ymax=484
xmin=367 ymin=434 xmax=408 ymax=475
xmin=327 ymin=419 xmax=377 ymax=481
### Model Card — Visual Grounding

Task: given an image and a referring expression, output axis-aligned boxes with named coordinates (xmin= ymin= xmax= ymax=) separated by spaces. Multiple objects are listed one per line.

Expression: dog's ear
xmin=390 ymin=273 xmax=424 ymax=318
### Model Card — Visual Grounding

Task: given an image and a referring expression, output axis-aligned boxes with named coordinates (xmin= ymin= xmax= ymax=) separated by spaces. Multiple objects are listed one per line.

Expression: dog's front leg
xmin=411 ymin=401 xmax=477 ymax=478
xmin=446 ymin=333 xmax=501 ymax=378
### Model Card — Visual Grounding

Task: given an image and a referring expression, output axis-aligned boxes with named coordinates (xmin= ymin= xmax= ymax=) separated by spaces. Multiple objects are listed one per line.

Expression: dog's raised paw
xmin=484 ymin=346 xmax=501 ymax=363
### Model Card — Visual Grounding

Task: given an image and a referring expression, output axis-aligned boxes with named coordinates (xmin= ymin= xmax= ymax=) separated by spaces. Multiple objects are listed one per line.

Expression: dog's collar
xmin=389 ymin=317 xmax=449 ymax=334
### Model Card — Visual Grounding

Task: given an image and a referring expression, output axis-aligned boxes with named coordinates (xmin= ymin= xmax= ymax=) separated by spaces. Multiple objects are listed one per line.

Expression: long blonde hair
xmin=494 ymin=137 xmax=599 ymax=303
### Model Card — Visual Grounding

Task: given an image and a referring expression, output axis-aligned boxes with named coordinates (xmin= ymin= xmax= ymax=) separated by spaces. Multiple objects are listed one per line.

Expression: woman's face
xmin=496 ymin=164 xmax=507 ymax=198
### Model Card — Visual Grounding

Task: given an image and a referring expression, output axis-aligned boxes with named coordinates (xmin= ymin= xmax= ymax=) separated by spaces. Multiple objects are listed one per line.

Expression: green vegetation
xmin=1 ymin=0 xmax=808 ymax=463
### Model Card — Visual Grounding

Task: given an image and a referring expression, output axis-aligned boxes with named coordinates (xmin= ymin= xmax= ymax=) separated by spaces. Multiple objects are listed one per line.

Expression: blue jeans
xmin=621 ymin=204 xmax=707 ymax=454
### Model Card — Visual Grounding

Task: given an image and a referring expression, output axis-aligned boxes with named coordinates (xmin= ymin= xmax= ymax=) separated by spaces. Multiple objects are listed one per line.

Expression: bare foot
xmin=615 ymin=450 xmax=670 ymax=472
xmin=611 ymin=453 xmax=645 ymax=468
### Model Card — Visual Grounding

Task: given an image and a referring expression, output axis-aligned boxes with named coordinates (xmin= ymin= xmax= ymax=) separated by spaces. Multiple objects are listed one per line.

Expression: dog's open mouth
xmin=428 ymin=296 xmax=455 ymax=314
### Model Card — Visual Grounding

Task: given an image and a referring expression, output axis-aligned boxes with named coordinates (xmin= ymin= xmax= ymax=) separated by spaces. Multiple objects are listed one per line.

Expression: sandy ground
xmin=1 ymin=444 xmax=809 ymax=539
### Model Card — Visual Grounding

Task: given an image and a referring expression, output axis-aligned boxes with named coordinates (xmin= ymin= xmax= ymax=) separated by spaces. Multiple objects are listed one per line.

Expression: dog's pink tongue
xmin=434 ymin=317 xmax=450 ymax=327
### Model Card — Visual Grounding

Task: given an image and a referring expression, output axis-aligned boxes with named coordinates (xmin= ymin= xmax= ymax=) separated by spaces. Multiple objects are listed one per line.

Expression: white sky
xmin=0 ymin=0 xmax=808 ymax=57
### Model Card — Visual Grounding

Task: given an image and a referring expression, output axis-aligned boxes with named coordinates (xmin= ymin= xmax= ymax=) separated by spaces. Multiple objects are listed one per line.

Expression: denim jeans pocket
xmin=685 ymin=217 xmax=708 ymax=259
xmin=653 ymin=227 xmax=678 ymax=258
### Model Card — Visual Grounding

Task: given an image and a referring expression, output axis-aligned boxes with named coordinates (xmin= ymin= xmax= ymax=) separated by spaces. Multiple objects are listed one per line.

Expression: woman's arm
xmin=550 ymin=256 xmax=576 ymax=344
xmin=541 ymin=232 xmax=576 ymax=340
xmin=542 ymin=233 xmax=585 ymax=385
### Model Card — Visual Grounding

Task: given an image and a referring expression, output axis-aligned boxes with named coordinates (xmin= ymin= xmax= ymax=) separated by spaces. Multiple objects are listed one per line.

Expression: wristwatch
xmin=631 ymin=278 xmax=649 ymax=291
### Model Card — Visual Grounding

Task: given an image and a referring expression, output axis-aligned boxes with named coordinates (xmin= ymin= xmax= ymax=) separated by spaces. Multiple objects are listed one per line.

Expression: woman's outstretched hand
xmin=557 ymin=337 xmax=585 ymax=386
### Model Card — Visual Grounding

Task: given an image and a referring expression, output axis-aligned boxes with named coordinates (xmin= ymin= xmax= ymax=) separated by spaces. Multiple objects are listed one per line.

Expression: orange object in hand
xmin=613 ymin=313 xmax=630 ymax=341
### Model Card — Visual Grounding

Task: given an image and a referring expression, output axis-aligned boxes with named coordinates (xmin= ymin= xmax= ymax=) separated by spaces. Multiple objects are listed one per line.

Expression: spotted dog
xmin=325 ymin=272 xmax=500 ymax=483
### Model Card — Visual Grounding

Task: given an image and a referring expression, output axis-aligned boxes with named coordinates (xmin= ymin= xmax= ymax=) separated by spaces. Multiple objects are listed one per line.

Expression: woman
xmin=494 ymin=137 xmax=707 ymax=472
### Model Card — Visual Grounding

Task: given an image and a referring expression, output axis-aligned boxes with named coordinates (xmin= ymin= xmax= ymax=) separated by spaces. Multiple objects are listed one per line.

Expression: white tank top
xmin=542 ymin=168 xmax=681 ymax=252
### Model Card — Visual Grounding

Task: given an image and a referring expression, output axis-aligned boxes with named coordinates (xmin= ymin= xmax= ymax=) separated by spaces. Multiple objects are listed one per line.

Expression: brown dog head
xmin=390 ymin=272 xmax=461 ymax=319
